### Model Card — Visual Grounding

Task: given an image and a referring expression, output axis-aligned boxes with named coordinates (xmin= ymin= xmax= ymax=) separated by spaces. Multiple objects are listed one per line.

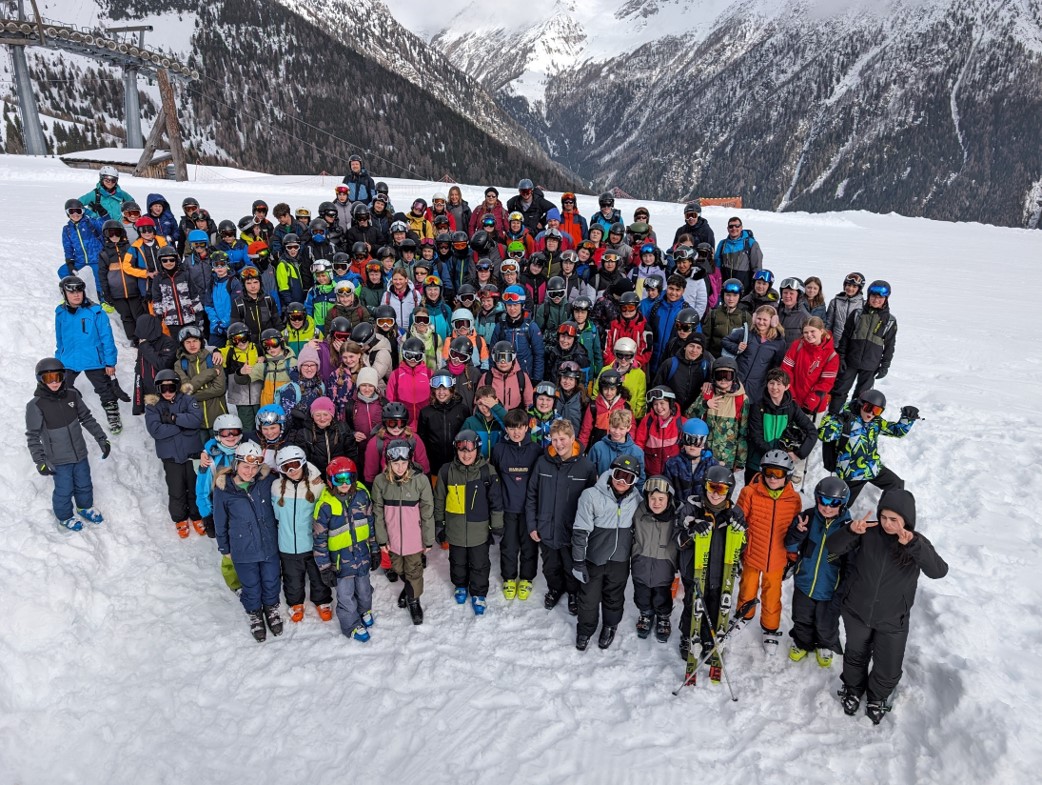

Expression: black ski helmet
xmin=351 ymin=322 xmax=375 ymax=346
xmin=154 ymin=368 xmax=179 ymax=385
xmin=705 ymin=465 xmax=736 ymax=497
xmin=35 ymin=357 xmax=66 ymax=381
xmin=859 ymin=389 xmax=886 ymax=410
xmin=64 ymin=198 xmax=84 ymax=212
xmin=815 ymin=476 xmax=850 ymax=507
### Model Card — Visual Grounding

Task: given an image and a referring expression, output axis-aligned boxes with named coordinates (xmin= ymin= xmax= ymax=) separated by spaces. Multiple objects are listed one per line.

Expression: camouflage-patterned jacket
xmin=685 ymin=380 xmax=750 ymax=469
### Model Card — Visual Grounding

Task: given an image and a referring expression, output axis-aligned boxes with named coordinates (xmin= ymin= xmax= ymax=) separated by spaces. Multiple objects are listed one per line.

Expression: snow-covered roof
xmin=60 ymin=148 xmax=171 ymax=165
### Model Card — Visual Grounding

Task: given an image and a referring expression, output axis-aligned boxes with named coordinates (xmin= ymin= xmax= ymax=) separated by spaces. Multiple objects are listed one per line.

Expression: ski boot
xmin=407 ymin=598 xmax=424 ymax=625
xmin=517 ymin=580 xmax=533 ymax=601
xmin=316 ymin=604 xmax=333 ymax=622
xmin=289 ymin=604 xmax=305 ymax=623
xmin=102 ymin=400 xmax=122 ymax=435
xmin=454 ymin=587 xmax=468 ymax=605
xmin=351 ymin=625 xmax=370 ymax=642
xmin=636 ymin=612 xmax=653 ymax=639
xmin=248 ymin=610 xmax=266 ymax=642
xmin=597 ymin=625 xmax=617 ymax=650
xmin=543 ymin=588 xmax=562 ymax=610
xmin=191 ymin=518 xmax=206 ymax=536
xmin=57 ymin=517 xmax=83 ymax=532
xmin=101 ymin=302 xmax=116 ymax=314
xmin=789 ymin=644 xmax=809 ymax=662
xmin=471 ymin=596 xmax=487 ymax=616
xmin=654 ymin=615 xmax=672 ymax=643
xmin=866 ymin=697 xmax=893 ymax=725
xmin=762 ymin=629 xmax=783 ymax=656
xmin=838 ymin=685 xmax=861 ymax=716
xmin=76 ymin=507 xmax=104 ymax=525
xmin=816 ymin=648 xmax=833 ymax=668
xmin=174 ymin=519 xmax=190 ymax=539
xmin=678 ymin=636 xmax=691 ymax=662
xmin=361 ymin=610 xmax=375 ymax=628
xmin=502 ymin=579 xmax=517 ymax=600
xmin=263 ymin=604 xmax=284 ymax=637
xmin=397 ymin=588 xmax=408 ymax=608
xmin=567 ymin=593 xmax=579 ymax=616
xmin=576 ymin=633 xmax=591 ymax=651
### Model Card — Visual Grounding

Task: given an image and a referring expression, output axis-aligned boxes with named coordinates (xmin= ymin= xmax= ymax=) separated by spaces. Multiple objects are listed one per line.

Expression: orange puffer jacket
xmin=736 ymin=474 xmax=803 ymax=574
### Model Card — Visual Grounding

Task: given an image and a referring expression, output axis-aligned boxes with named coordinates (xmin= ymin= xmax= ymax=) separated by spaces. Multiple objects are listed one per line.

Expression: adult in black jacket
xmin=506 ymin=180 xmax=556 ymax=234
xmin=672 ymin=203 xmax=715 ymax=250
xmin=829 ymin=281 xmax=897 ymax=415
xmin=653 ymin=336 xmax=714 ymax=412
xmin=827 ymin=489 xmax=948 ymax=722
xmin=417 ymin=385 xmax=470 ymax=472
xmin=132 ymin=314 xmax=177 ymax=415
xmin=525 ymin=421 xmax=598 ymax=611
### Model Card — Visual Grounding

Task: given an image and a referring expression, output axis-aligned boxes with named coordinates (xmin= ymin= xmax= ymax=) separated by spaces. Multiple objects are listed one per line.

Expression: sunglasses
xmin=705 ymin=481 xmax=731 ymax=496
xmin=280 ymin=460 xmax=304 ymax=473
xmin=861 ymin=402 xmax=884 ymax=417
xmin=611 ymin=469 xmax=638 ymax=485
xmin=728 ymin=224 xmax=742 ymax=230
xmin=562 ymin=199 xmax=575 ymax=204
xmin=255 ymin=208 xmax=268 ymax=214
xmin=384 ymin=418 xmax=406 ymax=429
xmin=263 ymin=338 xmax=282 ymax=349
xmin=66 ymin=208 xmax=83 ymax=216
xmin=817 ymin=495 xmax=846 ymax=508
xmin=330 ymin=471 xmax=354 ymax=486
xmin=455 ymin=441 xmax=478 ymax=452
xmin=39 ymin=370 xmax=65 ymax=384
xmin=762 ymin=466 xmax=789 ymax=480
xmin=386 ymin=446 xmax=412 ymax=462
xmin=501 ymin=291 xmax=524 ymax=304
xmin=238 ymin=454 xmax=264 ymax=466
xmin=403 ymin=351 xmax=424 ymax=363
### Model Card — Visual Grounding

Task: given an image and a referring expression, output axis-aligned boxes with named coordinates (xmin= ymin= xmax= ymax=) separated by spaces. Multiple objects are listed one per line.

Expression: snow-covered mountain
xmin=392 ymin=0 xmax=1042 ymax=228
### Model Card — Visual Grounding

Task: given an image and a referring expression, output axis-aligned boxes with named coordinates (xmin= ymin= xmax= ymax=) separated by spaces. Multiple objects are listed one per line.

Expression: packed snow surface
xmin=0 ymin=155 xmax=1040 ymax=785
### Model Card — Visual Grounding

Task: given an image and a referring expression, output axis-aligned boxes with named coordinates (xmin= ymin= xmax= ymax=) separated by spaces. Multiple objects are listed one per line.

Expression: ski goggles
xmin=614 ymin=350 xmax=635 ymax=362
xmin=124 ymin=210 xmax=142 ymax=219
xmin=493 ymin=351 xmax=516 ymax=365
xmin=158 ymin=381 xmax=178 ymax=394
xmin=680 ymin=433 xmax=706 ymax=446
xmin=476 ymin=261 xmax=493 ymax=271
xmin=329 ymin=471 xmax=353 ymax=486
xmin=137 ymin=226 xmax=155 ymax=235
xmin=212 ymin=259 xmax=229 ymax=269
xmin=676 ymin=323 xmax=696 ymax=333
xmin=779 ymin=277 xmax=805 ymax=293
xmin=611 ymin=468 xmax=638 ymax=486
xmin=762 ymin=466 xmax=789 ymax=480
xmin=713 ymin=369 xmax=735 ymax=381
xmin=279 ymin=460 xmax=304 ymax=473
xmin=704 ymin=481 xmax=732 ymax=496
xmin=430 ymin=375 xmax=455 ymax=389
xmin=452 ymin=319 xmax=473 ymax=331
xmin=402 ymin=350 xmax=424 ymax=363
xmin=455 ymin=439 xmax=479 ymax=452
xmin=547 ymin=289 xmax=566 ymax=300
xmin=413 ymin=314 xmax=430 ymax=325
xmin=643 ymin=476 xmax=673 ymax=497
xmin=752 ymin=270 xmax=773 ymax=283
xmin=384 ymin=418 xmax=406 ymax=430
xmin=376 ymin=318 xmax=396 ymax=331
xmin=867 ymin=283 xmax=891 ymax=297
xmin=218 ymin=428 xmax=243 ymax=438
xmin=238 ymin=454 xmax=264 ymax=466
xmin=39 ymin=370 xmax=65 ymax=384
xmin=334 ymin=263 xmax=351 ymax=272
xmin=231 ymin=334 xmax=250 ymax=345
xmin=558 ymin=323 xmax=577 ymax=337
xmin=287 ymin=311 xmax=307 ymax=321
xmin=861 ymin=401 xmax=884 ymax=417
xmin=722 ymin=281 xmax=743 ymax=294
xmin=240 ymin=267 xmax=260 ymax=279
xmin=816 ymin=494 xmax=846 ymax=508
xmin=507 ymin=249 xmax=525 ymax=259
xmin=619 ymin=304 xmax=638 ymax=316
xmin=386 ymin=446 xmax=412 ymax=462
xmin=844 ymin=274 xmax=865 ymax=288
xmin=263 ymin=337 xmax=282 ymax=350
xmin=257 ymin=411 xmax=283 ymax=426
xmin=66 ymin=208 xmax=83 ymax=216
xmin=646 ymin=388 xmax=675 ymax=403
xmin=501 ymin=290 xmax=525 ymax=304
xmin=424 ymin=276 xmax=442 ymax=287
xmin=456 ymin=295 xmax=476 ymax=305
xmin=191 ymin=242 xmax=208 ymax=250
xmin=601 ymin=252 xmax=620 ymax=264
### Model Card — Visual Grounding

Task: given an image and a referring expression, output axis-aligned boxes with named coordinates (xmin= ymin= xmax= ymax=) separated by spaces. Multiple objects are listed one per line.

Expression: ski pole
xmin=690 ymin=574 xmax=739 ymax=701
xmin=673 ymin=598 xmax=758 ymax=696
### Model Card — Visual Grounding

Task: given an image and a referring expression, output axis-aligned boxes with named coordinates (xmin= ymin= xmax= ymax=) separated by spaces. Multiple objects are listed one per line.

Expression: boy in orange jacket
xmin=736 ymin=448 xmax=804 ymax=655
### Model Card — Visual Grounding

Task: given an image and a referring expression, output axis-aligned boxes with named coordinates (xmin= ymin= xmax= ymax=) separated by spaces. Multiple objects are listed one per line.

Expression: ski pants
xmin=789 ymin=586 xmax=842 ymax=653
xmin=737 ymin=567 xmax=785 ymax=632
xmin=280 ymin=551 xmax=332 ymax=607
xmin=841 ymin=609 xmax=909 ymax=702
xmin=680 ymin=577 xmax=722 ymax=649
xmin=111 ymin=297 xmax=146 ymax=341
xmin=449 ymin=541 xmax=491 ymax=597
xmin=500 ymin=511 xmax=539 ymax=581
xmin=334 ymin=573 xmax=373 ymax=637
xmin=577 ymin=560 xmax=630 ymax=638
xmin=235 ymin=552 xmax=282 ymax=614
xmin=540 ymin=543 xmax=579 ymax=597
xmin=162 ymin=459 xmax=199 ymax=523
xmin=632 ymin=580 xmax=673 ymax=617
xmin=66 ymin=368 xmax=118 ymax=406
xmin=51 ymin=458 xmax=93 ymax=521
xmin=391 ymin=552 xmax=426 ymax=598
xmin=828 ymin=366 xmax=877 ymax=415
xmin=845 ymin=467 xmax=904 ymax=506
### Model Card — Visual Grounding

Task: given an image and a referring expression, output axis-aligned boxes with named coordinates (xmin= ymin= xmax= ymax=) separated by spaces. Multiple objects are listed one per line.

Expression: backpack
xmin=180 ymin=354 xmax=214 ymax=376
xmin=481 ymin=368 xmax=528 ymax=403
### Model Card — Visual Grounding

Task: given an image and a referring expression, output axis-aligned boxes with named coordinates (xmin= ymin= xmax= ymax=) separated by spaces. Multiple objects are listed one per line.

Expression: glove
xmin=491 ymin=526 xmax=504 ymax=538
xmin=99 ymin=440 xmax=111 ymax=459
xmin=161 ymin=410 xmax=177 ymax=425
xmin=875 ymin=368 xmax=888 ymax=380
xmin=319 ymin=567 xmax=338 ymax=588
xmin=900 ymin=405 xmax=920 ymax=421
xmin=691 ymin=517 xmax=712 ymax=536
xmin=369 ymin=546 xmax=381 ymax=571
xmin=112 ymin=378 xmax=132 ymax=403
xmin=436 ymin=525 xmax=447 ymax=545
xmin=37 ymin=462 xmax=53 ymax=476
xmin=571 ymin=563 xmax=589 ymax=584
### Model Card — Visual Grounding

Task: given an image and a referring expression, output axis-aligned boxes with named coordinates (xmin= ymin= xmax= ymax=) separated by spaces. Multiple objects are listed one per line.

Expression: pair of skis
xmin=673 ymin=598 xmax=759 ymax=697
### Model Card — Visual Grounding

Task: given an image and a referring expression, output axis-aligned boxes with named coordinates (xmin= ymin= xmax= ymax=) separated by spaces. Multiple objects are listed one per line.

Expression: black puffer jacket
xmin=838 ymin=303 xmax=897 ymax=374
xmin=417 ymin=397 xmax=470 ymax=471
xmin=827 ymin=489 xmax=947 ymax=632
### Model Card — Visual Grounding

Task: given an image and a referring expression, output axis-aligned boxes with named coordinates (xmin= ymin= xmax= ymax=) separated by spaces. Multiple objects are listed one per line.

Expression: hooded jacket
xmin=146 ymin=193 xmax=180 ymax=245
xmin=175 ymin=348 xmax=228 ymax=429
xmin=825 ymin=291 xmax=864 ymax=346
xmin=782 ymin=333 xmax=840 ymax=414
xmin=151 ymin=261 xmax=204 ymax=328
xmin=373 ymin=468 xmax=435 ymax=556
xmin=313 ymin=484 xmax=374 ymax=576
xmin=62 ymin=211 xmax=105 ymax=271
xmin=386 ymin=360 xmax=432 ymax=429
xmin=838 ymin=303 xmax=897 ymax=374
xmin=270 ymin=462 xmax=326 ymax=555
xmin=572 ymin=472 xmax=640 ymax=566
xmin=587 ymin=434 xmax=646 ymax=487
xmin=133 ymin=314 xmax=178 ymax=414
xmin=144 ymin=391 xmax=204 ymax=463
xmin=213 ymin=467 xmax=279 ymax=563
xmin=55 ymin=300 xmax=117 ymax=372
xmin=434 ymin=456 xmax=505 ymax=547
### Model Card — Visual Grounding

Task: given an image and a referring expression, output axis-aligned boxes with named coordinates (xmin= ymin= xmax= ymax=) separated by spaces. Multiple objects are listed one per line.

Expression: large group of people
xmin=28 ymin=160 xmax=948 ymax=724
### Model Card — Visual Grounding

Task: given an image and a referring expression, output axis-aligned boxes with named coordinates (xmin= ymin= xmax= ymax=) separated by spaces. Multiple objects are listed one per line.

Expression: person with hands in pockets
xmin=26 ymin=358 xmax=111 ymax=532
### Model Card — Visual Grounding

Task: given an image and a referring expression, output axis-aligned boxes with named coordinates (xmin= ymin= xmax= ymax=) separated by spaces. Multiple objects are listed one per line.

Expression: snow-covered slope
xmin=2 ymin=155 xmax=1041 ymax=784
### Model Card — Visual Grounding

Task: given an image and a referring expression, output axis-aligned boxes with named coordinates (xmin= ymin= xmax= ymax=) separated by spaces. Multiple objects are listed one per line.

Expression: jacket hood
xmin=135 ymin=314 xmax=164 ymax=342
xmin=147 ymin=193 xmax=170 ymax=211
xmin=762 ymin=390 xmax=796 ymax=412
xmin=877 ymin=488 xmax=916 ymax=531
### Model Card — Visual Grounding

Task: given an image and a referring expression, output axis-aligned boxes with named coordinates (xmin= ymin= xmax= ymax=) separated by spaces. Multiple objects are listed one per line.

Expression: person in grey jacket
xmin=631 ymin=476 xmax=680 ymax=643
xmin=26 ymin=358 xmax=110 ymax=531
xmin=571 ymin=455 xmax=642 ymax=651
xmin=824 ymin=272 xmax=865 ymax=347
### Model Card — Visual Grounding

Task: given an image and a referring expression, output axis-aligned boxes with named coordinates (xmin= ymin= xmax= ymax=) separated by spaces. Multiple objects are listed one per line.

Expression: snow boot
xmin=316 ymin=604 xmax=333 ymax=622
xmin=57 ymin=517 xmax=83 ymax=532
xmin=567 ymin=593 xmax=579 ymax=616
xmin=517 ymin=580 xmax=533 ymax=601
xmin=502 ymin=579 xmax=518 ymax=600
xmin=191 ymin=518 xmax=206 ymax=536
xmin=838 ymin=685 xmax=861 ymax=716
xmin=543 ymin=588 xmax=562 ymax=610
xmin=454 ymin=587 xmax=468 ymax=604
xmin=361 ymin=610 xmax=374 ymax=628
xmin=636 ymin=612 xmax=653 ymax=639
xmin=762 ymin=629 xmax=783 ymax=656
xmin=102 ymin=400 xmax=122 ymax=434
xmin=789 ymin=644 xmax=809 ymax=662
xmin=407 ymin=598 xmax=424 ymax=625
xmin=597 ymin=625 xmax=617 ymax=650
xmin=655 ymin=615 xmax=672 ymax=643
xmin=248 ymin=610 xmax=266 ymax=642
xmin=289 ymin=604 xmax=305 ymax=623
xmin=76 ymin=507 xmax=104 ymax=525
xmin=816 ymin=648 xmax=834 ymax=668
xmin=351 ymin=625 xmax=370 ymax=642
xmin=576 ymin=633 xmax=590 ymax=651
xmin=397 ymin=588 xmax=408 ymax=608
xmin=263 ymin=604 xmax=284 ymax=637
xmin=175 ymin=519 xmax=190 ymax=539
xmin=471 ymin=596 xmax=487 ymax=616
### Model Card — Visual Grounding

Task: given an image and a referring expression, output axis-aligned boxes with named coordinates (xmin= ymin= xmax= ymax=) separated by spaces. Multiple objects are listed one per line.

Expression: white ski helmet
xmin=275 ymin=445 xmax=307 ymax=470
xmin=235 ymin=441 xmax=263 ymax=462
xmin=213 ymin=413 xmax=243 ymax=432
